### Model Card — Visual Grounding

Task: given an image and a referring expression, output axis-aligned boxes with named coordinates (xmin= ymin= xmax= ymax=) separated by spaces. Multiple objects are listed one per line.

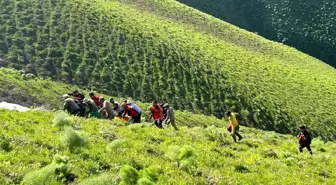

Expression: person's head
xmin=109 ymin=98 xmax=114 ymax=104
xmin=126 ymin=100 xmax=132 ymax=105
xmin=100 ymin=97 xmax=105 ymax=103
xmin=299 ymin=126 xmax=306 ymax=131
xmin=152 ymin=100 xmax=158 ymax=106
xmin=83 ymin=98 xmax=90 ymax=104
xmin=62 ymin=94 xmax=69 ymax=100
xmin=73 ymin=90 xmax=79 ymax=95
xmin=89 ymin=92 xmax=95 ymax=97
xmin=226 ymin=111 xmax=232 ymax=117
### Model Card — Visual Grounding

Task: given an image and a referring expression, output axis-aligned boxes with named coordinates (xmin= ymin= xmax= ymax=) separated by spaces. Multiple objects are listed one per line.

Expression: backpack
xmin=299 ymin=134 xmax=307 ymax=145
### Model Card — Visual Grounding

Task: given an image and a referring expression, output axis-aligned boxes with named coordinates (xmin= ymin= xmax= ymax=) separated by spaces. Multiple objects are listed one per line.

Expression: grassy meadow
xmin=1 ymin=109 xmax=336 ymax=184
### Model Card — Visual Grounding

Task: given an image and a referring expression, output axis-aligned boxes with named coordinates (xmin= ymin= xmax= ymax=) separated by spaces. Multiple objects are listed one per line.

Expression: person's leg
xmin=158 ymin=120 xmax=163 ymax=128
xmin=299 ymin=145 xmax=304 ymax=153
xmin=92 ymin=111 xmax=102 ymax=119
xmin=138 ymin=112 xmax=142 ymax=123
xmin=154 ymin=120 xmax=163 ymax=129
xmin=231 ymin=126 xmax=238 ymax=142
xmin=306 ymin=145 xmax=313 ymax=155
xmin=71 ymin=109 xmax=80 ymax=116
xmin=171 ymin=119 xmax=178 ymax=130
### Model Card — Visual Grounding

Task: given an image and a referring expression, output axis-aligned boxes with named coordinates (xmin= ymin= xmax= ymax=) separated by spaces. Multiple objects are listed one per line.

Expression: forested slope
xmin=177 ymin=0 xmax=336 ymax=67
xmin=0 ymin=0 xmax=336 ymax=140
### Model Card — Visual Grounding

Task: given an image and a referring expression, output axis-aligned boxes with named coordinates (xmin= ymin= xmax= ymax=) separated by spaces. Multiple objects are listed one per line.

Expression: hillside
xmin=177 ymin=0 xmax=336 ymax=67
xmin=0 ymin=0 xmax=336 ymax=140
xmin=1 ymin=109 xmax=336 ymax=184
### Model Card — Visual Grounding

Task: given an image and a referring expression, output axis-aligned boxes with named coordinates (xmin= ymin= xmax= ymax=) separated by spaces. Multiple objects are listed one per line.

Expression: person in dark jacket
xmin=68 ymin=90 xmax=85 ymax=117
xmin=297 ymin=125 xmax=312 ymax=155
xmin=62 ymin=94 xmax=80 ymax=116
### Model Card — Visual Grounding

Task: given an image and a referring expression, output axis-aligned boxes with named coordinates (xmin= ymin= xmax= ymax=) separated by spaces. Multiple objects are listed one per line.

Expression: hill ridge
xmin=0 ymin=0 xmax=336 ymax=140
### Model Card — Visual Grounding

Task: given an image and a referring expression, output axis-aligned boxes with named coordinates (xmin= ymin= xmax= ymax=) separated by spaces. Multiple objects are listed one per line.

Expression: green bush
xmin=0 ymin=137 xmax=11 ymax=152
xmin=137 ymin=178 xmax=155 ymax=185
xmin=139 ymin=166 xmax=161 ymax=182
xmin=60 ymin=127 xmax=88 ymax=152
xmin=178 ymin=145 xmax=196 ymax=161
xmin=234 ymin=164 xmax=250 ymax=173
xmin=52 ymin=111 xmax=74 ymax=129
xmin=21 ymin=155 xmax=69 ymax=185
xmin=79 ymin=173 xmax=117 ymax=185
xmin=166 ymin=145 xmax=196 ymax=168
xmin=120 ymin=165 xmax=139 ymax=185
xmin=263 ymin=149 xmax=278 ymax=158
xmin=107 ymin=139 xmax=128 ymax=151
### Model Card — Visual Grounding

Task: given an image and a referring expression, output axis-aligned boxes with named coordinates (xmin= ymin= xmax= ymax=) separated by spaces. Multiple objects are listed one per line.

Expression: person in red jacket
xmin=123 ymin=104 xmax=139 ymax=124
xmin=148 ymin=101 xmax=164 ymax=129
xmin=89 ymin=92 xmax=103 ymax=108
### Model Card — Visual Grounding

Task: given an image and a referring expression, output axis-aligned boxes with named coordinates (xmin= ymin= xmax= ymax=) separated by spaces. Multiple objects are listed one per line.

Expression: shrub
xmin=178 ymin=145 xmax=196 ymax=161
xmin=166 ymin=145 xmax=196 ymax=168
xmin=263 ymin=149 xmax=278 ymax=158
xmin=284 ymin=157 xmax=296 ymax=166
xmin=139 ymin=166 xmax=161 ymax=182
xmin=79 ymin=173 xmax=117 ymax=185
xmin=107 ymin=139 xmax=127 ymax=151
xmin=60 ymin=127 xmax=88 ymax=152
xmin=137 ymin=178 xmax=155 ymax=185
xmin=234 ymin=164 xmax=250 ymax=173
xmin=120 ymin=165 xmax=139 ymax=185
xmin=21 ymin=155 xmax=69 ymax=185
xmin=53 ymin=111 xmax=74 ymax=129
xmin=0 ymin=137 xmax=11 ymax=152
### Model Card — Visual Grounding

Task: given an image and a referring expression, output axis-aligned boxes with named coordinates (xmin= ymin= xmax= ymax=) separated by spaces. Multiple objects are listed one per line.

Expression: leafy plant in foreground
xmin=21 ymin=154 xmax=69 ymax=185
xmin=60 ymin=127 xmax=88 ymax=152
xmin=52 ymin=111 xmax=74 ymax=129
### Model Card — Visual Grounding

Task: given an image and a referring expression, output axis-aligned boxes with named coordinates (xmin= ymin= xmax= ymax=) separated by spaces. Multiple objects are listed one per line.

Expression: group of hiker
xmin=63 ymin=90 xmax=312 ymax=154
xmin=227 ymin=111 xmax=313 ymax=155
xmin=62 ymin=90 xmax=178 ymax=130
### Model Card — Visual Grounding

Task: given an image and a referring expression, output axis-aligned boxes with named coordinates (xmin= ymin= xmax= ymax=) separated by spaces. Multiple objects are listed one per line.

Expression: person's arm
xmin=231 ymin=125 xmax=235 ymax=134
xmin=63 ymin=101 xmax=68 ymax=112
xmin=99 ymin=102 xmax=106 ymax=113
xmin=306 ymin=132 xmax=311 ymax=142
xmin=164 ymin=109 xmax=171 ymax=124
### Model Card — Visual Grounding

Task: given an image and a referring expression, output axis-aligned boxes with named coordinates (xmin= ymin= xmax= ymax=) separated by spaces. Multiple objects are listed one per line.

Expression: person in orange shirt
xmin=227 ymin=111 xmax=243 ymax=142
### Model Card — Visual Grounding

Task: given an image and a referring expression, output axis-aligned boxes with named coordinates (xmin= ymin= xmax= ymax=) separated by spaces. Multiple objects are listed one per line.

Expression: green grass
xmin=1 ymin=109 xmax=336 ymax=184
xmin=176 ymin=0 xmax=336 ymax=67
xmin=0 ymin=0 xmax=336 ymax=140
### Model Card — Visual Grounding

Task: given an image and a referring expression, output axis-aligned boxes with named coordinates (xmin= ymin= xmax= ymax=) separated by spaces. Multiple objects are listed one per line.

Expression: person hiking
xmin=148 ymin=101 xmax=164 ymax=129
xmin=68 ymin=90 xmax=85 ymax=117
xmin=83 ymin=98 xmax=102 ymax=119
xmin=110 ymin=98 xmax=124 ymax=117
xmin=62 ymin=94 xmax=80 ymax=116
xmin=297 ymin=126 xmax=312 ymax=155
xmin=99 ymin=97 xmax=114 ymax=119
xmin=89 ymin=92 xmax=103 ymax=108
xmin=227 ymin=111 xmax=243 ymax=142
xmin=125 ymin=100 xmax=142 ymax=123
xmin=163 ymin=103 xmax=178 ymax=130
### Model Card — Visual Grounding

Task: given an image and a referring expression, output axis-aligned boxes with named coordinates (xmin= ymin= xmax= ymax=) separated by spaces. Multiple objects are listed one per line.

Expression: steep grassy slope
xmin=177 ymin=0 xmax=336 ymax=67
xmin=1 ymin=110 xmax=336 ymax=184
xmin=0 ymin=0 xmax=336 ymax=140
